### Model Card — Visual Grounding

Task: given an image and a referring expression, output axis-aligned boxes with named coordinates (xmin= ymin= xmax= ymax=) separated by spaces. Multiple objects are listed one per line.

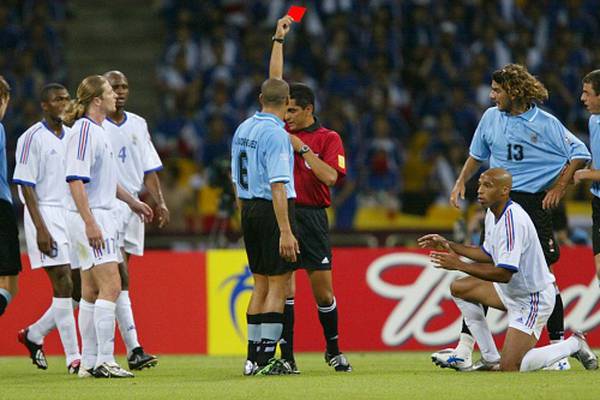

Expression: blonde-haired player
xmin=63 ymin=75 xmax=153 ymax=378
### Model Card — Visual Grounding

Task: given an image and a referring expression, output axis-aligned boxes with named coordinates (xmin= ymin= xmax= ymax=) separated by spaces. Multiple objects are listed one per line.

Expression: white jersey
xmin=105 ymin=111 xmax=162 ymax=195
xmin=65 ymin=117 xmax=117 ymax=210
xmin=13 ymin=121 xmax=69 ymax=207
xmin=482 ymin=200 xmax=555 ymax=298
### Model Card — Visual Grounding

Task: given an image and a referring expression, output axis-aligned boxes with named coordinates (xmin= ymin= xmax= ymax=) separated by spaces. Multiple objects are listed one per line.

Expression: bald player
xmin=418 ymin=168 xmax=597 ymax=372
xmin=103 ymin=70 xmax=167 ymax=371
xmin=231 ymin=78 xmax=299 ymax=376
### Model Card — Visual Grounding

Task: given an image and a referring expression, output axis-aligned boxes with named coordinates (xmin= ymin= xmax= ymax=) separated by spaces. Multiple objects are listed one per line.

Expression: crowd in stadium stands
xmin=152 ymin=0 xmax=600 ymax=234
xmin=0 ymin=0 xmax=68 ymax=160
xmin=2 ymin=1 xmax=600 ymax=236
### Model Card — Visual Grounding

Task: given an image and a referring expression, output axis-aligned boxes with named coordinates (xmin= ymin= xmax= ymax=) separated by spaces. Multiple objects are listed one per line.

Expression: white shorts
xmin=24 ymin=205 xmax=72 ymax=269
xmin=116 ymin=200 xmax=145 ymax=256
xmin=66 ymin=209 xmax=119 ymax=271
xmin=494 ymin=283 xmax=556 ymax=339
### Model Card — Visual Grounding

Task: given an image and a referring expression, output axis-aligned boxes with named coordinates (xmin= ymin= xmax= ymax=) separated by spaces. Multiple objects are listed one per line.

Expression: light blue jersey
xmin=469 ymin=105 xmax=591 ymax=193
xmin=231 ymin=112 xmax=295 ymax=200
xmin=589 ymin=114 xmax=600 ymax=198
xmin=0 ymin=122 xmax=12 ymax=203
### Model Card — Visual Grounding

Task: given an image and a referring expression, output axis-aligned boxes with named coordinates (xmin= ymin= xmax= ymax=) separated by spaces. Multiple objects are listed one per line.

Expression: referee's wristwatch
xmin=299 ymin=144 xmax=311 ymax=155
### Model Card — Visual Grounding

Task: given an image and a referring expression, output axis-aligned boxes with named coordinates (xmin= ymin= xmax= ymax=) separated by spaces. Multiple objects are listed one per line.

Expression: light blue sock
xmin=0 ymin=288 xmax=12 ymax=315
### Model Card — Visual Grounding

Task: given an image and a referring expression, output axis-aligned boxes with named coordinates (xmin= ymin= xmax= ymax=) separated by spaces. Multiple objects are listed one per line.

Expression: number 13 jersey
xmin=469 ymin=105 xmax=590 ymax=193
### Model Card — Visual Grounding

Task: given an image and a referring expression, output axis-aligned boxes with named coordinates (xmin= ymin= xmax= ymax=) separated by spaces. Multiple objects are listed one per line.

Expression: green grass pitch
xmin=1 ymin=352 xmax=598 ymax=400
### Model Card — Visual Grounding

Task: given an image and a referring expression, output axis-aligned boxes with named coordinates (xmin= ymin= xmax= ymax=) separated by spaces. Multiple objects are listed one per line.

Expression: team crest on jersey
xmin=530 ymin=133 xmax=537 ymax=143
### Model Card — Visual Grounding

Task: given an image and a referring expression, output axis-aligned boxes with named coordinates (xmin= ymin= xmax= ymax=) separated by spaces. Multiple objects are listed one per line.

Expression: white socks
xmin=94 ymin=299 xmax=117 ymax=367
xmin=520 ymin=336 xmax=579 ymax=371
xmin=453 ymin=297 xmax=501 ymax=363
xmin=52 ymin=297 xmax=81 ymax=365
xmin=116 ymin=291 xmax=140 ymax=354
xmin=79 ymin=299 xmax=98 ymax=370
xmin=27 ymin=305 xmax=56 ymax=345
xmin=456 ymin=332 xmax=475 ymax=357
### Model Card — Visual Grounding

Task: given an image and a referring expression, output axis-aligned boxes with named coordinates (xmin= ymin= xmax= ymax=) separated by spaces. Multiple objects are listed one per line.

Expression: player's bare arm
xmin=116 ymin=184 xmax=154 ymax=223
xmin=271 ymin=182 xmax=299 ymax=262
xmin=430 ymin=251 xmax=514 ymax=283
xmin=418 ymin=233 xmax=493 ymax=263
xmin=20 ymin=185 xmax=55 ymax=256
xmin=451 ymin=156 xmax=482 ymax=208
xmin=269 ymin=16 xmax=294 ymax=80
xmin=573 ymin=167 xmax=600 ymax=184
xmin=289 ymin=134 xmax=338 ymax=186
xmin=543 ymin=158 xmax=587 ymax=209
xmin=144 ymin=171 xmax=169 ymax=228
xmin=68 ymin=180 xmax=104 ymax=250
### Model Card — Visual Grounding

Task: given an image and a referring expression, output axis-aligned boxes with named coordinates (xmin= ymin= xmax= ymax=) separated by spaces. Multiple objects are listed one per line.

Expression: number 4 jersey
xmin=105 ymin=111 xmax=163 ymax=196
xmin=469 ymin=105 xmax=590 ymax=193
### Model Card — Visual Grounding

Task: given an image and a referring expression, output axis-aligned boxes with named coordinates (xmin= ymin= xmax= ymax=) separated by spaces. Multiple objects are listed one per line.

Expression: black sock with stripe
xmin=318 ymin=298 xmax=340 ymax=356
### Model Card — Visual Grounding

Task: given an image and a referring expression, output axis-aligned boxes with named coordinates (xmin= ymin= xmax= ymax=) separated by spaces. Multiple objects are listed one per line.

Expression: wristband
xmin=272 ymin=36 xmax=284 ymax=44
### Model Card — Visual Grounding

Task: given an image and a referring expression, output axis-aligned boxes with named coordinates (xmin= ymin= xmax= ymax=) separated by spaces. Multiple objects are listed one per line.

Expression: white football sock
xmin=52 ymin=297 xmax=81 ymax=366
xmin=455 ymin=332 xmax=475 ymax=357
xmin=94 ymin=299 xmax=117 ymax=367
xmin=453 ymin=297 xmax=501 ymax=362
xmin=27 ymin=304 xmax=55 ymax=345
xmin=520 ymin=336 xmax=579 ymax=371
xmin=116 ymin=291 xmax=140 ymax=355
xmin=79 ymin=299 xmax=97 ymax=370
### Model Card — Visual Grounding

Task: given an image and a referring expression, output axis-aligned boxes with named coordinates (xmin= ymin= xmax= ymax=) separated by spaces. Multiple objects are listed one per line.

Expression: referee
xmin=432 ymin=63 xmax=591 ymax=371
xmin=0 ymin=75 xmax=21 ymax=316
xmin=232 ymin=77 xmax=299 ymax=376
xmin=269 ymin=17 xmax=352 ymax=372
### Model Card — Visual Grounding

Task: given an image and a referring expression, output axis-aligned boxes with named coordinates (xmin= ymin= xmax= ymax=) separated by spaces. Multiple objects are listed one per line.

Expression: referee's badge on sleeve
xmin=338 ymin=155 xmax=345 ymax=169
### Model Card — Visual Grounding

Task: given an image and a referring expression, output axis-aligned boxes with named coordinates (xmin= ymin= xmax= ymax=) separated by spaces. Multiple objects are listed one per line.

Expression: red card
xmin=288 ymin=5 xmax=306 ymax=22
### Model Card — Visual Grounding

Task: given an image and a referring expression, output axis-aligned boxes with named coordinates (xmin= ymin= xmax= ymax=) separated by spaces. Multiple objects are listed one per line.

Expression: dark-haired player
xmin=269 ymin=19 xmax=351 ymax=372
xmin=14 ymin=83 xmax=81 ymax=373
xmin=434 ymin=64 xmax=590 ymax=371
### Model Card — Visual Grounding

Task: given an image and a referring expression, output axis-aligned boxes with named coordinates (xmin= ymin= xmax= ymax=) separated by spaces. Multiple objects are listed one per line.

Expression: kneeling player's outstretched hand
xmin=417 ymin=234 xmax=450 ymax=251
xmin=429 ymin=251 xmax=461 ymax=271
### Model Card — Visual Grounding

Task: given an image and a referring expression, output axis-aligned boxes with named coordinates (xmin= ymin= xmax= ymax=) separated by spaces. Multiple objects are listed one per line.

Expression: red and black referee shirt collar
xmin=301 ymin=116 xmax=321 ymax=132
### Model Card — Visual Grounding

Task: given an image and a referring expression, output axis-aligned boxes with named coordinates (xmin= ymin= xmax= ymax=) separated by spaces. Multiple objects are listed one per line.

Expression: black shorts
xmin=591 ymin=196 xmax=600 ymax=255
xmin=241 ymin=198 xmax=297 ymax=276
xmin=551 ymin=201 xmax=568 ymax=232
xmin=0 ymin=199 xmax=22 ymax=276
xmin=510 ymin=191 xmax=560 ymax=265
xmin=296 ymin=206 xmax=332 ymax=271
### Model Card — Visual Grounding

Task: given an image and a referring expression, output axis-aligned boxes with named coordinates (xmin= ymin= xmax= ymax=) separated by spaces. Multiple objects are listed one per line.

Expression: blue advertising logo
xmin=219 ymin=265 xmax=254 ymax=339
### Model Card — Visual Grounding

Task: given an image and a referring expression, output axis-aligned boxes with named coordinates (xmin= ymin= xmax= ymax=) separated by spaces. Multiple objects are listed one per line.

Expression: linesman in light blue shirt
xmin=432 ymin=64 xmax=590 ymax=372
xmin=231 ymin=76 xmax=300 ymax=375
xmin=0 ymin=75 xmax=21 ymax=317
xmin=574 ymin=69 xmax=600 ymax=288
